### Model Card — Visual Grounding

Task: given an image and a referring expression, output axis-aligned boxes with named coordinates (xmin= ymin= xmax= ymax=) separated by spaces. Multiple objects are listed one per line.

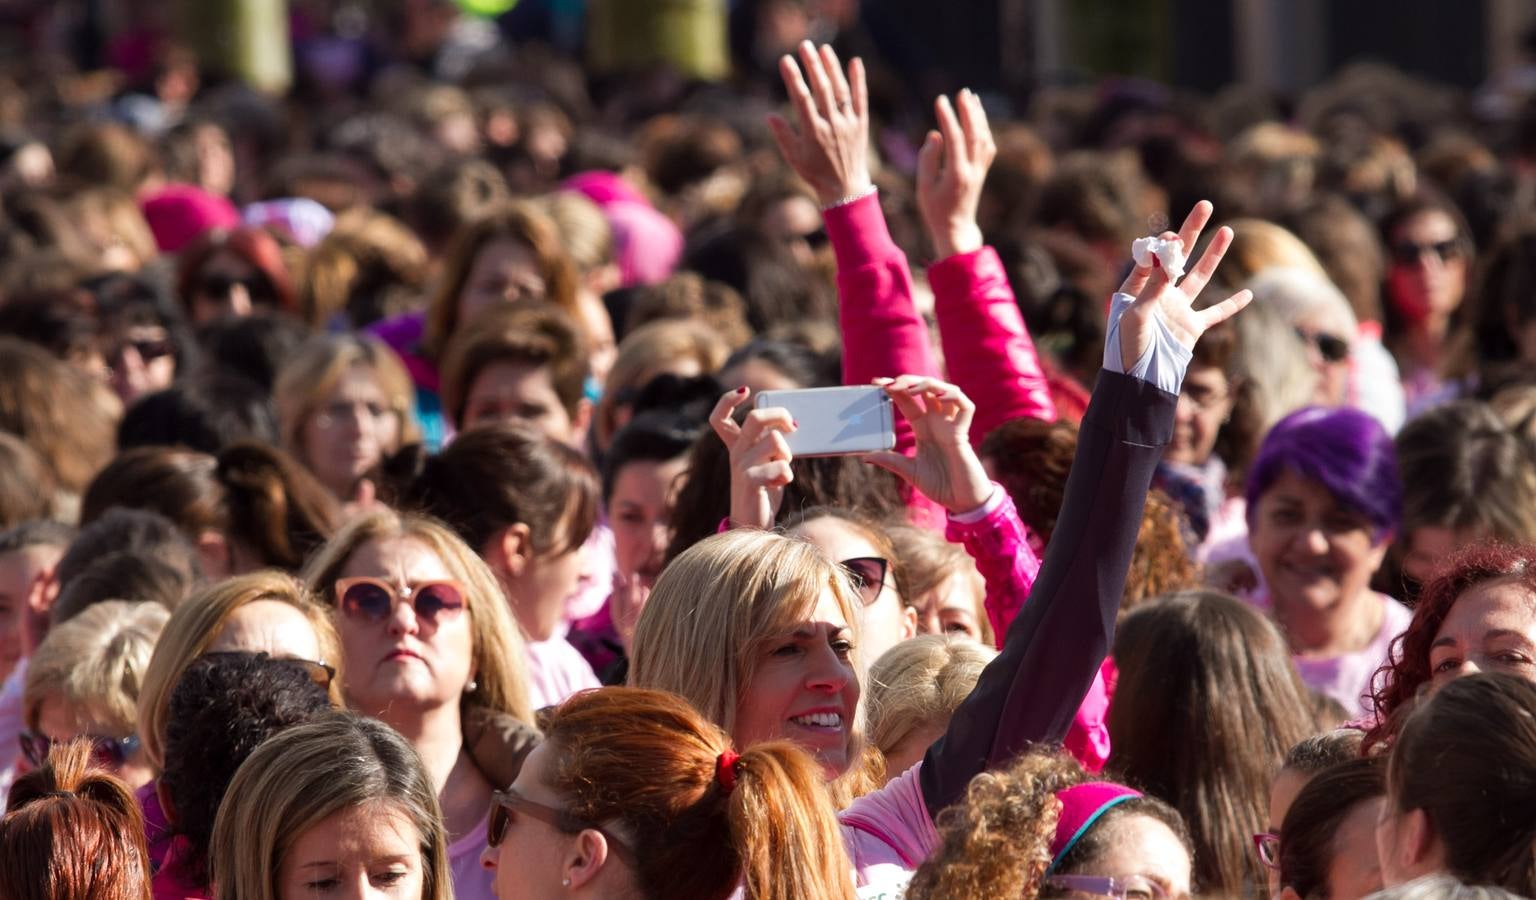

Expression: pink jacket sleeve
xmin=946 ymin=487 xmax=1111 ymax=773
xmin=823 ymin=191 xmax=946 ymax=529
xmin=930 ymin=246 xmax=1056 ymax=445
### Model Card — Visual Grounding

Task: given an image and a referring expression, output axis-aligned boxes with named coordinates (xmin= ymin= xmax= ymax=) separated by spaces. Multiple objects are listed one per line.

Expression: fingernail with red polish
xmin=737 ymin=386 xmax=748 ymax=394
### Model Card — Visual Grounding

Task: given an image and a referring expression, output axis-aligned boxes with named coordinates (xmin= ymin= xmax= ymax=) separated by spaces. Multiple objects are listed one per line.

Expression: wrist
xmin=932 ymin=223 xmax=983 ymax=261
xmin=818 ymin=181 xmax=876 ymax=210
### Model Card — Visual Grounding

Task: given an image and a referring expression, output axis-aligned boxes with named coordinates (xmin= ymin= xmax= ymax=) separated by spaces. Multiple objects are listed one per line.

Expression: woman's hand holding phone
xmin=710 ymin=387 xmax=797 ymax=530
xmin=862 ymin=376 xmax=994 ymax=515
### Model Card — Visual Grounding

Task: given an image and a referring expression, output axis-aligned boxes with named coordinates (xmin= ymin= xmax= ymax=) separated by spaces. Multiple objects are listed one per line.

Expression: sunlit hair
xmin=273 ymin=333 xmax=420 ymax=463
xmin=24 ymin=600 xmax=168 ymax=737
xmin=208 ymin=712 xmax=451 ymax=900
xmin=884 ymin=524 xmax=992 ymax=645
xmin=302 ymin=509 xmax=534 ymax=727
xmin=1246 ymin=266 xmax=1359 ymax=342
xmin=437 ymin=303 xmax=590 ymax=430
xmin=629 ymin=530 xmax=867 ymax=792
xmin=906 ymin=747 xmax=1189 ymax=900
xmin=1215 ymin=218 xmax=1328 ymax=284
xmin=424 ymin=201 xmax=579 ymax=358
xmin=595 ymin=318 xmax=729 ymax=450
xmin=540 ymin=687 xmax=856 ymax=900
xmin=865 ymin=635 xmax=995 ymax=777
xmin=1370 ymin=875 xmax=1527 ymax=900
xmin=1366 ymin=543 xmax=1536 ymax=750
xmin=297 ymin=207 xmax=428 ymax=328
xmin=0 ymin=739 xmax=151 ymax=900
xmin=1385 ymin=674 xmax=1536 ymax=895
xmin=136 ymin=571 xmax=342 ymax=772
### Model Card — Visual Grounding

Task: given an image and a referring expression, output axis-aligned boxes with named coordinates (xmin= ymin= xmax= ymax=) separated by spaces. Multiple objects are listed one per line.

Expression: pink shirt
xmin=840 ymin=764 xmax=937 ymax=887
xmin=524 ymin=637 xmax=600 ymax=711
xmin=450 ymin=809 xmax=496 ymax=900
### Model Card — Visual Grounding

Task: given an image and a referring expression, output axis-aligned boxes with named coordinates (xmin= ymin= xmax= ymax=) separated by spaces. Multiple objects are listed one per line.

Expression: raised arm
xmin=919 ymin=202 xmax=1252 ymax=816
xmin=917 ymin=91 xmax=1055 ymax=441
xmin=769 ymin=44 xmax=942 ymax=469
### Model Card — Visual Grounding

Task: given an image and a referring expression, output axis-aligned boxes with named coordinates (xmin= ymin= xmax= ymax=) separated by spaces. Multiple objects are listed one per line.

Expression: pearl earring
xmin=563 ymin=878 xmax=571 ymax=887
xmin=466 ymin=679 xmax=478 ymax=693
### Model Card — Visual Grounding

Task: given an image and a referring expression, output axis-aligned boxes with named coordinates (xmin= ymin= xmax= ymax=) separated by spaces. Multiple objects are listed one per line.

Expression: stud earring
xmin=466 ymin=679 xmax=478 ymax=693
xmin=563 ymin=878 xmax=571 ymax=887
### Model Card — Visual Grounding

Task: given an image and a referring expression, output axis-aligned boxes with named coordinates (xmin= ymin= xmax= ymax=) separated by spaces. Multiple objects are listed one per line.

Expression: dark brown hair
xmin=175 ymin=227 xmax=297 ymax=318
xmin=0 ymin=336 xmax=119 ymax=494
xmin=438 ymin=303 xmax=590 ymax=430
xmin=1109 ymin=590 xmax=1320 ymax=897
xmin=1278 ymin=757 xmax=1385 ymax=900
xmin=0 ymin=738 xmax=151 ymax=899
xmin=623 ymin=272 xmax=754 ymax=349
xmin=400 ymin=422 xmax=598 ymax=556
xmin=541 ymin=687 xmax=855 ymax=900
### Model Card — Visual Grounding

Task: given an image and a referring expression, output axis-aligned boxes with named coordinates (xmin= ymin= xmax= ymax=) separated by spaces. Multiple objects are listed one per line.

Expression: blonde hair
xmin=25 ymin=600 xmax=169 ymax=736
xmin=273 ymin=334 xmax=420 ymax=464
xmin=865 ymin=635 xmax=996 ymax=768
xmin=209 ymin=712 xmax=451 ymax=900
xmin=884 ymin=523 xmax=992 ymax=646
xmin=1246 ymin=266 xmax=1359 ymax=339
xmin=136 ymin=571 xmax=342 ymax=772
xmin=595 ymin=318 xmax=729 ymax=448
xmin=533 ymin=192 xmax=613 ymax=276
xmin=628 ymin=530 xmax=868 ymax=796
xmin=1216 ymin=218 xmax=1328 ymax=285
xmin=302 ymin=509 xmax=535 ymax=727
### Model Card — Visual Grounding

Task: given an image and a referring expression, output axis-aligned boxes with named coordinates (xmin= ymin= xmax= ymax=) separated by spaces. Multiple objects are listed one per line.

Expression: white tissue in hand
xmin=1131 ymin=236 xmax=1187 ymax=279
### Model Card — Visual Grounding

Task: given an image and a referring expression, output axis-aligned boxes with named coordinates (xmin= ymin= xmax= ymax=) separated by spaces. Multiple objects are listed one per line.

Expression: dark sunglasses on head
xmin=1391 ymin=238 xmax=1462 ymax=267
xmin=199 ymin=272 xmax=274 ymax=301
xmin=335 ymin=577 xmax=467 ymax=625
xmin=1295 ymin=328 xmax=1350 ymax=363
xmin=488 ymin=788 xmax=637 ymax=868
xmin=20 ymin=730 xmax=140 ymax=769
xmin=839 ymin=557 xmax=889 ymax=607
xmin=199 ymin=650 xmax=336 ymax=690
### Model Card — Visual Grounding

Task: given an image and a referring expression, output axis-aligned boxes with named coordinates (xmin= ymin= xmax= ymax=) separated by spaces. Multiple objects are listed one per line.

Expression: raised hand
xmin=862 ymin=376 xmax=993 ymax=515
xmin=917 ymin=89 xmax=996 ymax=260
xmin=767 ymin=41 xmax=872 ymax=207
xmin=709 ymin=386 xmax=798 ymax=531
xmin=1115 ymin=200 xmax=1252 ymax=370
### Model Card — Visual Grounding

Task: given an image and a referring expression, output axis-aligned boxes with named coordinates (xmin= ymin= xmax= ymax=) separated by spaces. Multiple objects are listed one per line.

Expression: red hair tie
xmin=715 ymin=750 xmax=742 ymax=794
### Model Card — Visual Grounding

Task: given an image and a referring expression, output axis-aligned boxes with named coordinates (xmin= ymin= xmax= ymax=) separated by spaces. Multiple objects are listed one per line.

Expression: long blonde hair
xmin=301 ymin=509 xmax=535 ymax=727
xmin=628 ymin=530 xmax=869 ymax=798
xmin=208 ymin=712 xmax=452 ymax=900
xmin=136 ymin=571 xmax=341 ymax=772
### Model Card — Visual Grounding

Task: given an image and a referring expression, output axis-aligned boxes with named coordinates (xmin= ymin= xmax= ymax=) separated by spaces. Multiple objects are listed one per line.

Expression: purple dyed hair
xmin=1245 ymin=406 xmax=1401 ymax=540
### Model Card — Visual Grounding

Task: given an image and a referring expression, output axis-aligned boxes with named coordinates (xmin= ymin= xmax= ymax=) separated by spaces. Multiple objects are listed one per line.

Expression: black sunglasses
xmin=199 ymin=272 xmax=274 ymax=301
xmin=840 ymin=557 xmax=889 ymax=607
xmin=1391 ymin=238 xmax=1462 ymax=267
xmin=1296 ymin=328 xmax=1350 ymax=363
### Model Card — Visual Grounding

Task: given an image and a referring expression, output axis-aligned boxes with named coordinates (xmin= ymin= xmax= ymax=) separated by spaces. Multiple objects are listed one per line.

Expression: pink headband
xmin=1049 ymin=782 xmax=1143 ymax=872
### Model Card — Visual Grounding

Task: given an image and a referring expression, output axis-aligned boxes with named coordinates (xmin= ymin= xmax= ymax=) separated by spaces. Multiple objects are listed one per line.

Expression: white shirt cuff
xmin=1101 ymin=292 xmax=1194 ymax=394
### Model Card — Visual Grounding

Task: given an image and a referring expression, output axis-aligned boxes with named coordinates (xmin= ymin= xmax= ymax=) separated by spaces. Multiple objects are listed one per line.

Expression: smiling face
xmin=279 ymin=801 xmax=425 ymax=899
xmin=1250 ymin=469 xmax=1389 ymax=643
xmin=731 ymin=587 xmax=860 ymax=778
xmin=333 ymin=537 xmax=475 ymax=722
xmin=1427 ymin=578 xmax=1536 ymax=688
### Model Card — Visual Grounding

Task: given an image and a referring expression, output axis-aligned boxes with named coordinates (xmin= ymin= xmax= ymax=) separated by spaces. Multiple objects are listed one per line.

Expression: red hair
xmin=1365 ymin=542 xmax=1536 ymax=750
xmin=175 ymin=226 xmax=296 ymax=316
xmin=0 ymin=739 xmax=151 ymax=900
xmin=541 ymin=688 xmax=855 ymax=900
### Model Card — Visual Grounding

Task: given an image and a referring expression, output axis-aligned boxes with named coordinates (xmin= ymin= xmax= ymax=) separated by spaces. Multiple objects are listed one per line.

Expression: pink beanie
xmin=1048 ymin=782 xmax=1143 ymax=871
xmin=562 ymin=171 xmax=683 ymax=288
xmin=141 ymin=184 xmax=240 ymax=254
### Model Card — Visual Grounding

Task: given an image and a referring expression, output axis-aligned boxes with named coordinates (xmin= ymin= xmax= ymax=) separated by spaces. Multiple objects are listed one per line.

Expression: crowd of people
xmin=5 ymin=2 xmax=1536 ymax=898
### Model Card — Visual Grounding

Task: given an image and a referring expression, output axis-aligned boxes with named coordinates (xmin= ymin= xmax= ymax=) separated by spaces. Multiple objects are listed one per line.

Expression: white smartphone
xmin=754 ymin=385 xmax=896 ymax=458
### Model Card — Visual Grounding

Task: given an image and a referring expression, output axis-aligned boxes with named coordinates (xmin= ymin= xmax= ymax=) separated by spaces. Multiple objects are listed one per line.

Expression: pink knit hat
xmin=562 ymin=171 xmax=682 ymax=288
xmin=140 ymin=184 xmax=240 ymax=254
xmin=1048 ymin=782 xmax=1143 ymax=871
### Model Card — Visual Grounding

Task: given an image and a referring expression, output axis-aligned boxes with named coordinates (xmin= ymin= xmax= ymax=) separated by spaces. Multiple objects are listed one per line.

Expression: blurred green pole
xmin=587 ymin=0 xmax=729 ymax=81
xmin=179 ymin=0 xmax=293 ymax=95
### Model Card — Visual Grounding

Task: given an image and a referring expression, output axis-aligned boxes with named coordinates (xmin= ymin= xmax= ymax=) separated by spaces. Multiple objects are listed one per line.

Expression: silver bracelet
xmin=820 ymin=184 xmax=878 ymax=211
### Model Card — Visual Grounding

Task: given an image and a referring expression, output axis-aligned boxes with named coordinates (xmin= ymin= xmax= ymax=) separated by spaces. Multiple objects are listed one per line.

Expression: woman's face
xmin=462 ymin=361 xmax=578 ymax=446
xmin=1323 ymin=796 xmax=1386 ymax=900
xmin=910 ymin=572 xmax=987 ymax=643
xmin=300 ymin=365 xmax=403 ymax=500
xmin=573 ymin=289 xmax=617 ymax=388
xmin=610 ymin=457 xmax=687 ymax=588
xmin=455 ymin=237 xmax=546 ymax=330
xmin=1250 ymin=469 xmax=1389 ymax=633
xmin=190 ymin=249 xmax=273 ymax=325
xmin=1166 ymin=364 xmax=1231 ymax=467
xmin=206 ymin=599 xmax=324 ymax=661
xmin=732 ymin=587 xmax=860 ymax=778
xmin=1068 ymin=811 xmax=1193 ymax=900
xmin=1427 ymin=578 xmax=1536 ymax=687
xmin=1386 ymin=211 xmax=1467 ymax=327
xmin=790 ymin=517 xmax=915 ymax=670
xmin=101 ymin=323 xmax=176 ymax=403
xmin=1399 ymin=526 xmax=1466 ymax=587
xmin=1295 ymin=313 xmax=1352 ymax=408
xmin=279 ymin=801 xmax=425 ymax=899
xmin=334 ymin=537 xmax=476 ymax=721
xmin=33 ymin=694 xmax=154 ymax=790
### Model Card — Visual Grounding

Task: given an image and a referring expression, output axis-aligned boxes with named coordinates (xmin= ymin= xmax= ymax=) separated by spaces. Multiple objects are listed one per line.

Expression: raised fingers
xmin=1175 ymin=200 xmax=1213 ymax=254
xmin=1132 ymin=230 xmax=1180 ymax=306
xmin=850 ymin=57 xmax=868 ymax=120
xmin=1196 ymin=288 xmax=1254 ymax=332
xmin=778 ymin=55 xmax=819 ymax=132
xmin=820 ymin=44 xmax=853 ymax=113
xmin=797 ymin=41 xmax=839 ymax=120
xmin=710 ymin=387 xmax=749 ymax=444
xmin=1178 ymin=224 xmax=1234 ymax=299
xmin=935 ymin=96 xmax=964 ymax=167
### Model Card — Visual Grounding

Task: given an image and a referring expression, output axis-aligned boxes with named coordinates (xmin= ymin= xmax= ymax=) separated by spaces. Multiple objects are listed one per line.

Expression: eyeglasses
xmin=199 ymin=650 xmax=336 ymax=690
xmin=19 ymin=730 xmax=140 ymax=770
xmin=106 ymin=337 xmax=174 ymax=365
xmin=1391 ymin=238 xmax=1463 ymax=267
xmin=198 ymin=272 xmax=274 ymax=301
xmin=1044 ymin=874 xmax=1171 ymax=900
xmin=840 ymin=557 xmax=890 ymax=607
xmin=488 ymin=788 xmax=637 ymax=869
xmin=1177 ymin=383 xmax=1230 ymax=412
xmin=335 ymin=577 xmax=467 ymax=625
xmin=1295 ymin=329 xmax=1351 ymax=363
xmin=1253 ymin=832 xmax=1281 ymax=870
xmin=313 ymin=400 xmax=399 ymax=430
